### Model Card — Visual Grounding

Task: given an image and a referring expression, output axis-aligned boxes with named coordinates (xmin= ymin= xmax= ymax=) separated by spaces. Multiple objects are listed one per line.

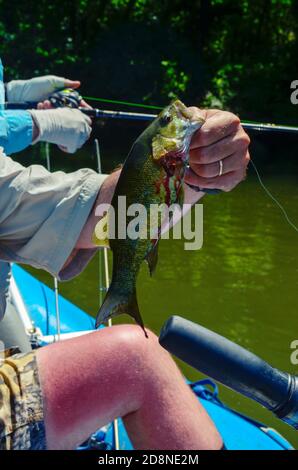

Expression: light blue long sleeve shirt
xmin=0 ymin=59 xmax=33 ymax=154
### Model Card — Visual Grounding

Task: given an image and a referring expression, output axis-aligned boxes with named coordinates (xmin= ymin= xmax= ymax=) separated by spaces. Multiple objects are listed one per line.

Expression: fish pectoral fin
xmin=146 ymin=242 xmax=159 ymax=277
xmin=96 ymin=287 xmax=148 ymax=338
xmin=92 ymin=212 xmax=110 ymax=248
xmin=152 ymin=135 xmax=167 ymax=160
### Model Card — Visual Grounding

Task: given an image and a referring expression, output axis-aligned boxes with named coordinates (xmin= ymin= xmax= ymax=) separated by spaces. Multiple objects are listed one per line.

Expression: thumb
xmin=64 ymin=79 xmax=81 ymax=89
xmin=187 ymin=106 xmax=207 ymax=121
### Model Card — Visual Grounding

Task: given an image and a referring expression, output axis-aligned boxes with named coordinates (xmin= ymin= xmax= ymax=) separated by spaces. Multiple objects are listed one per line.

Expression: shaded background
xmin=0 ymin=0 xmax=297 ymax=448
xmin=1 ymin=0 xmax=298 ymax=123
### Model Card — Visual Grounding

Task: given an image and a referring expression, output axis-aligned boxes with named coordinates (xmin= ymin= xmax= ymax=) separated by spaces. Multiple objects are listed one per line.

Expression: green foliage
xmin=161 ymin=60 xmax=190 ymax=100
xmin=0 ymin=0 xmax=297 ymax=122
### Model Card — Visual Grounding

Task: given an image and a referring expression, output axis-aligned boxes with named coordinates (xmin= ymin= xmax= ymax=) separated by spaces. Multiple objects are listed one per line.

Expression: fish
xmin=93 ymin=100 xmax=205 ymax=335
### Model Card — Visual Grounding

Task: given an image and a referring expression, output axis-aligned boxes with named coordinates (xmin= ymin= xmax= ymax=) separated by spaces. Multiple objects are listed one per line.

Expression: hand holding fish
xmin=185 ymin=108 xmax=251 ymax=192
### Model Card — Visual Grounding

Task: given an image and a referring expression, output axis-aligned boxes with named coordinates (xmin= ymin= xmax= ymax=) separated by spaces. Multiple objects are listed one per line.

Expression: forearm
xmin=75 ymin=170 xmax=121 ymax=250
xmin=184 ymin=183 xmax=205 ymax=206
xmin=75 ymin=173 xmax=204 ymax=251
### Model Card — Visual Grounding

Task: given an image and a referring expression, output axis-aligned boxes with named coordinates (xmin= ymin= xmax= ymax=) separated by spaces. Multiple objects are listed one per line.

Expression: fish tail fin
xmin=95 ymin=286 xmax=148 ymax=338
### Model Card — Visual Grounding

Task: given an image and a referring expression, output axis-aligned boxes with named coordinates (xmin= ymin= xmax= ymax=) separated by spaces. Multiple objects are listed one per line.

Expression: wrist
xmin=183 ymin=182 xmax=205 ymax=205
xmin=29 ymin=108 xmax=92 ymax=153
xmin=31 ymin=114 xmax=40 ymax=142
xmin=75 ymin=170 xmax=121 ymax=249
xmin=29 ymin=109 xmax=50 ymax=144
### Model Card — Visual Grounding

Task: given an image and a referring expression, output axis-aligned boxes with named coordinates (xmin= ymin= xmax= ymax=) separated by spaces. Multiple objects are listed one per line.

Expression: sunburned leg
xmin=36 ymin=325 xmax=222 ymax=450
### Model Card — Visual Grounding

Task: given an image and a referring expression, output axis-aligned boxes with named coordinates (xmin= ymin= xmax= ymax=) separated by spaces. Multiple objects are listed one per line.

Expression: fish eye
xmin=161 ymin=114 xmax=172 ymax=126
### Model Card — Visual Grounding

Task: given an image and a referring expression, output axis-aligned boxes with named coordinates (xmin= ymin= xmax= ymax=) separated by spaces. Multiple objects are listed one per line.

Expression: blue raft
xmin=12 ymin=264 xmax=293 ymax=451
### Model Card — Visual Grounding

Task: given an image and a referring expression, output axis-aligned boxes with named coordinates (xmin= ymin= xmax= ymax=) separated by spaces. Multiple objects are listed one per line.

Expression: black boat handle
xmin=159 ymin=315 xmax=298 ymax=430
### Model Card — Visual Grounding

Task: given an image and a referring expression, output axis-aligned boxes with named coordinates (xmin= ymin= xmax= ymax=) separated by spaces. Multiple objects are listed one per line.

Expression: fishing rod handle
xmin=5 ymin=101 xmax=37 ymax=110
xmin=159 ymin=316 xmax=298 ymax=429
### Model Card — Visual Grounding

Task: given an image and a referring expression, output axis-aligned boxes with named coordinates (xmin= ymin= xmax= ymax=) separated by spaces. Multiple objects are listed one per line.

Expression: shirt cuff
xmin=0 ymin=110 xmax=33 ymax=154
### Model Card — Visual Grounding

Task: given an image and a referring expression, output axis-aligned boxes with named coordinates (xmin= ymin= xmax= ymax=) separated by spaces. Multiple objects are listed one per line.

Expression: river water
xmin=20 ymin=119 xmax=298 ymax=447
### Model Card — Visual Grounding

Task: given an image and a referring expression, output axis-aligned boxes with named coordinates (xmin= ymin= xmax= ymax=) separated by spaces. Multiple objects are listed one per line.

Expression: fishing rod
xmin=8 ymin=89 xmax=297 ymax=229
xmin=5 ymin=88 xmax=298 ymax=134
xmin=84 ymin=109 xmax=298 ymax=134
xmin=6 ymin=100 xmax=156 ymax=121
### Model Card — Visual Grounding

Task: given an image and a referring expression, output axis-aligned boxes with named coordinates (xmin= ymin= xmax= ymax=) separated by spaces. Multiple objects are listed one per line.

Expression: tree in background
xmin=0 ymin=0 xmax=297 ymax=123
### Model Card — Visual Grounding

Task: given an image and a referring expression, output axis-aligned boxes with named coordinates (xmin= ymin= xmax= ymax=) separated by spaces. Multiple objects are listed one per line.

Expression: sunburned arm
xmin=74 ymin=169 xmax=121 ymax=250
xmin=73 ymin=171 xmax=204 ymax=252
xmin=184 ymin=184 xmax=205 ymax=206
xmin=60 ymin=171 xmax=120 ymax=270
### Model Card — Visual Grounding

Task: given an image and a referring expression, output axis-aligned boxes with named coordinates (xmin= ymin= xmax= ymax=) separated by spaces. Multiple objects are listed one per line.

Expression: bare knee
xmin=105 ymin=325 xmax=182 ymax=391
xmin=104 ymin=325 xmax=173 ymax=369
xmin=99 ymin=324 xmax=159 ymax=353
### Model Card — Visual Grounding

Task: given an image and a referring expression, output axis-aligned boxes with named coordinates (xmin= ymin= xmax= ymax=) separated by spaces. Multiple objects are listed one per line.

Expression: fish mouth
xmin=152 ymin=100 xmax=205 ymax=161
xmin=173 ymin=100 xmax=205 ymax=129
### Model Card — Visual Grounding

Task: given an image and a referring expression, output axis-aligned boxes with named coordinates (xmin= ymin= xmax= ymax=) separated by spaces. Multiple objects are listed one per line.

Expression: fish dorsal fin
xmin=92 ymin=212 xmax=110 ymax=248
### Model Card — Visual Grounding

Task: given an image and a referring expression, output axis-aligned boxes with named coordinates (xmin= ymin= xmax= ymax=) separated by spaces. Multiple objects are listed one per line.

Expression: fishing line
xmin=250 ymin=158 xmax=298 ymax=233
xmin=83 ymin=96 xmax=163 ymax=111
xmin=45 ymin=142 xmax=62 ymax=340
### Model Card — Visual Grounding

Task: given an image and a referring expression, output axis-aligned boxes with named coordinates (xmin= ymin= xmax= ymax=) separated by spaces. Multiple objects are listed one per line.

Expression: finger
xmin=186 ymin=106 xmax=207 ymax=122
xmin=44 ymin=100 xmax=53 ymax=109
xmin=190 ymin=111 xmax=241 ymax=149
xmin=185 ymin=166 xmax=247 ymax=192
xmin=190 ymin=128 xmax=250 ymax=165
xmin=64 ymin=79 xmax=81 ymax=89
xmin=37 ymin=100 xmax=53 ymax=110
xmin=191 ymin=149 xmax=250 ymax=178
xmin=216 ymin=168 xmax=248 ymax=192
xmin=80 ymin=99 xmax=92 ymax=109
xmin=185 ymin=167 xmax=212 ymax=189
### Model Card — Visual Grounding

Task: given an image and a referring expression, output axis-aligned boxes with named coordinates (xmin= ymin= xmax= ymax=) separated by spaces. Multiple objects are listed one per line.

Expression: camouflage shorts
xmin=0 ymin=349 xmax=46 ymax=450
